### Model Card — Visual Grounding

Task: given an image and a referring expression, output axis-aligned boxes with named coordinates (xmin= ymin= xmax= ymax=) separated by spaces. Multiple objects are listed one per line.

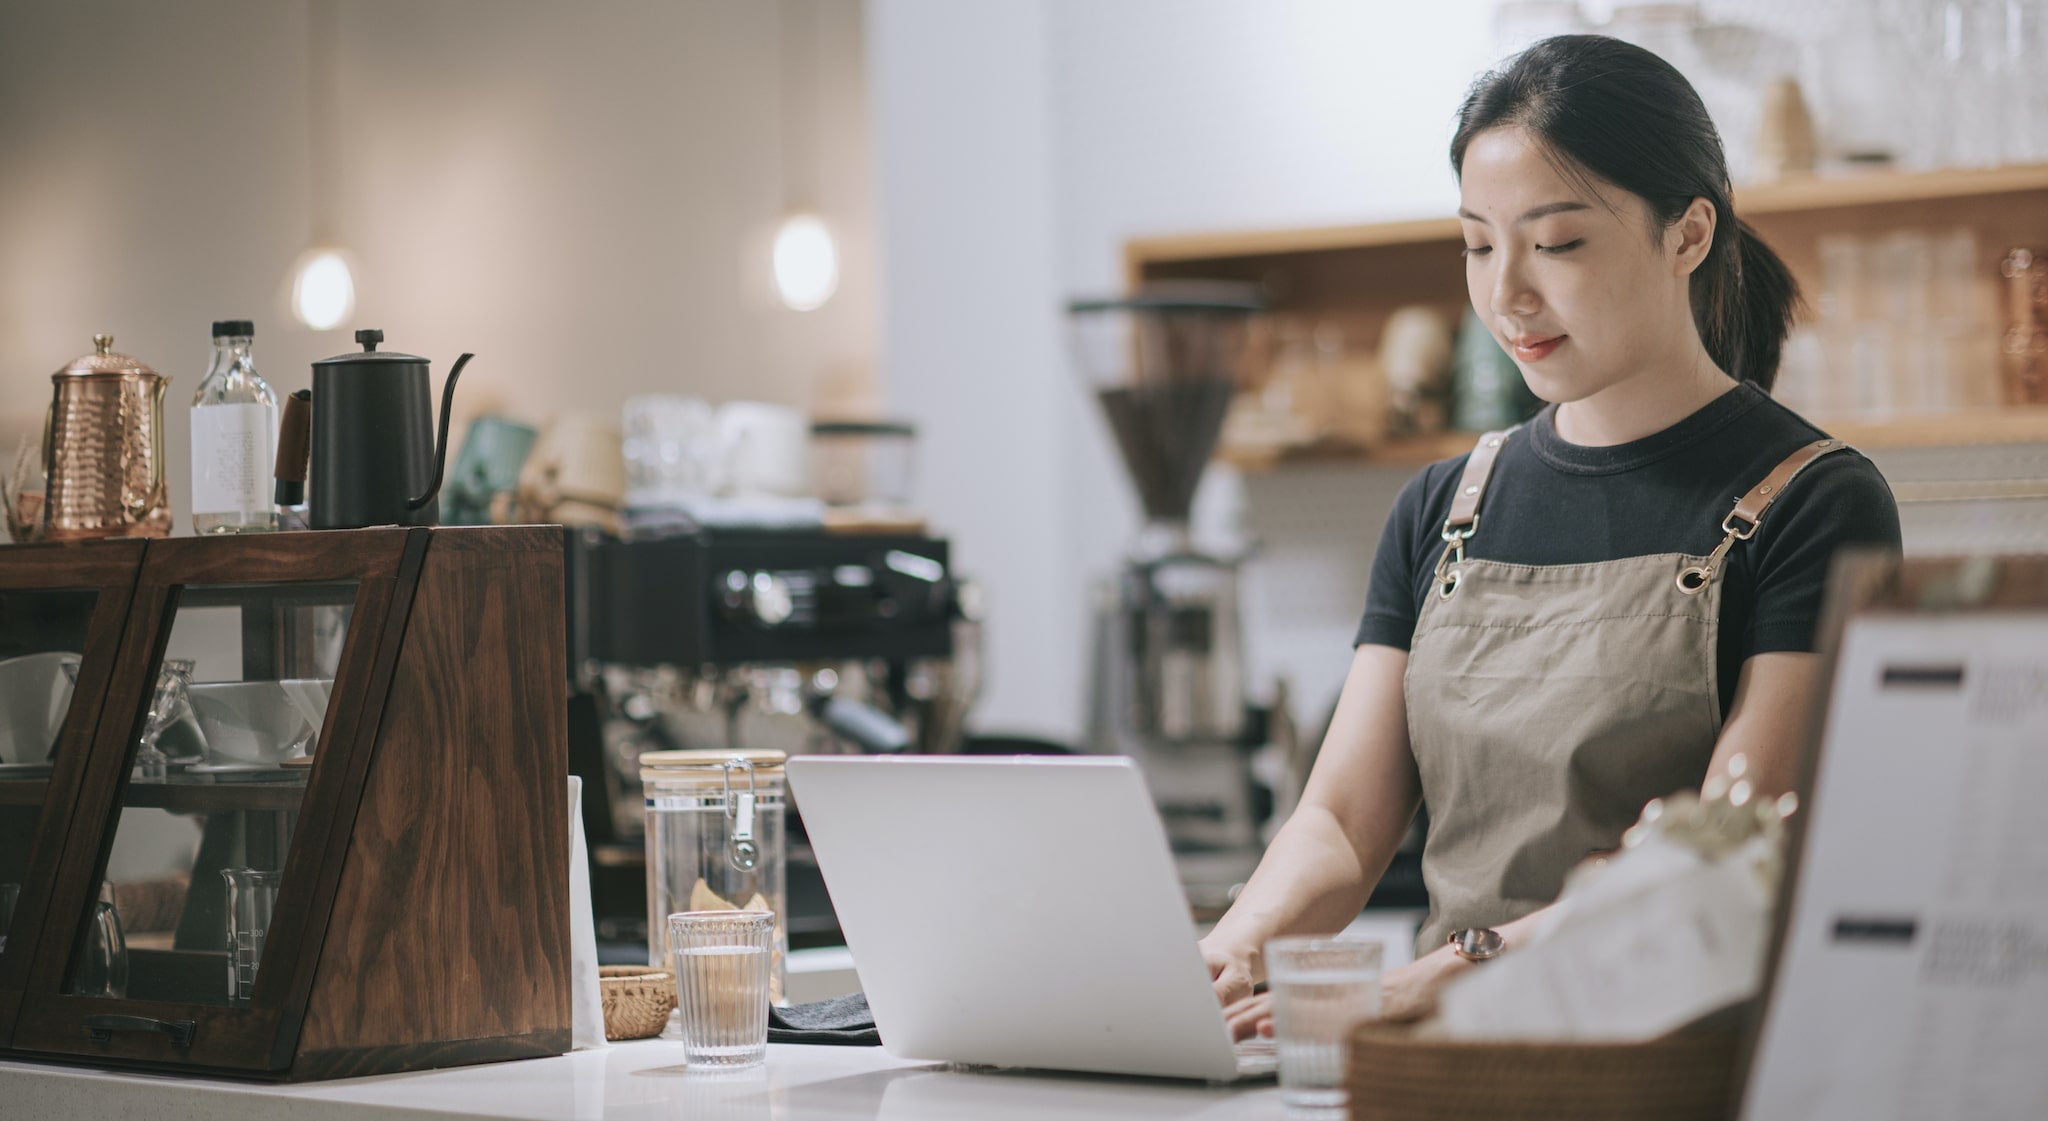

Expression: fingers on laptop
xmin=1210 ymin=965 xmax=1253 ymax=1007
xmin=1223 ymin=993 xmax=1272 ymax=1042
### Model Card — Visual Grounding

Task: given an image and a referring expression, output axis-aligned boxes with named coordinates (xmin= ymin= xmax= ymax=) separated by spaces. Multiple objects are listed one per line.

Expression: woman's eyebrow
xmin=1456 ymin=200 xmax=1592 ymax=226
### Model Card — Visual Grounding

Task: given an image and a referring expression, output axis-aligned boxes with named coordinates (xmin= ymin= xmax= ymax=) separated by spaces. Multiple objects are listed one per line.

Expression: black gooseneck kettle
xmin=275 ymin=329 xmax=470 ymax=529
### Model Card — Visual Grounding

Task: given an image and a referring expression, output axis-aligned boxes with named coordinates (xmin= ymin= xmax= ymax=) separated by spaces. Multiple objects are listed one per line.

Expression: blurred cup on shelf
xmin=1267 ymin=935 xmax=1384 ymax=1115
xmin=669 ymin=909 xmax=775 ymax=1070
xmin=622 ymin=394 xmax=717 ymax=503
xmin=443 ymin=416 xmax=537 ymax=527
xmin=810 ymin=420 xmax=916 ymax=509
xmin=516 ymin=413 xmax=625 ymax=529
xmin=717 ymin=402 xmax=810 ymax=499
xmin=2002 ymin=247 xmax=2048 ymax=404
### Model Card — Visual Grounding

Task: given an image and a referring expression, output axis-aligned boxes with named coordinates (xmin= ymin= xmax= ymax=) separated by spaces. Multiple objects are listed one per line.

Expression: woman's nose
xmin=1490 ymin=255 xmax=1541 ymax=320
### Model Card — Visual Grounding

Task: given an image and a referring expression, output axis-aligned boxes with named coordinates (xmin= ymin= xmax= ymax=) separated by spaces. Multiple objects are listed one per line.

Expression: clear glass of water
xmin=1266 ymin=936 xmax=1383 ymax=1115
xmin=669 ymin=909 xmax=775 ymax=1069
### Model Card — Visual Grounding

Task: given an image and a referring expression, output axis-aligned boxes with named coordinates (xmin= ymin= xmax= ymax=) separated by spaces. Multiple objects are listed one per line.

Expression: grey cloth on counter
xmin=768 ymin=992 xmax=880 ymax=1046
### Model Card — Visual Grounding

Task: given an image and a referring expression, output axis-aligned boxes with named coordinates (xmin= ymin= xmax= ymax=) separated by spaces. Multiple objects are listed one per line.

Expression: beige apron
xmin=1403 ymin=427 xmax=1847 ymax=953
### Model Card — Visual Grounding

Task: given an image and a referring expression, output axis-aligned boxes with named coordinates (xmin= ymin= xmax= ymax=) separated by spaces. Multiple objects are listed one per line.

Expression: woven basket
xmin=1346 ymin=1022 xmax=1739 ymax=1121
xmin=599 ymin=965 xmax=676 ymax=1041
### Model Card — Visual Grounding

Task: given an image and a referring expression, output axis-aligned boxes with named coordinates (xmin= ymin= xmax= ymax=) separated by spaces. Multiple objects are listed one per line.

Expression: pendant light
xmin=770 ymin=0 xmax=837 ymax=312
xmin=289 ymin=0 xmax=355 ymax=330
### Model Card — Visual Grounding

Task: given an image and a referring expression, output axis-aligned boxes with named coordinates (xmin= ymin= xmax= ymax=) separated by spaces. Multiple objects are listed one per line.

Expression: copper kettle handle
xmin=124 ymin=377 xmax=168 ymax=520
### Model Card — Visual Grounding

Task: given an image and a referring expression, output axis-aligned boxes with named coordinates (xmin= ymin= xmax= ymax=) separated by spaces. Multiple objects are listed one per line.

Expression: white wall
xmin=869 ymin=0 xmax=1498 ymax=740
xmin=865 ymin=0 xmax=1074 ymax=741
xmin=0 ymin=0 xmax=875 ymax=532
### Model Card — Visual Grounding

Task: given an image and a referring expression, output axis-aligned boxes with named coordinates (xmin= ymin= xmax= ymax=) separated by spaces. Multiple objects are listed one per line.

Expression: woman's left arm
xmin=1703 ymin=650 xmax=1822 ymax=797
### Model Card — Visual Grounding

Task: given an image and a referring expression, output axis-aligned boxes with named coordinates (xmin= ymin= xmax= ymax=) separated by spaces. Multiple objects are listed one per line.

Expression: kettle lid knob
xmin=355 ymin=328 xmax=383 ymax=352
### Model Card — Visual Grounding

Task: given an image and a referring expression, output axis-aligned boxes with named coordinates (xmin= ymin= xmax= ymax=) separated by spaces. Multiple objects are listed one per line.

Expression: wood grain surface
xmin=291 ymin=525 xmax=570 ymax=1075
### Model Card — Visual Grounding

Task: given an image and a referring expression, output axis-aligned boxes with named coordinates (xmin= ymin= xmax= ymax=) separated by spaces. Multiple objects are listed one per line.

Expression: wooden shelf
xmin=0 ymin=779 xmax=49 ymax=807
xmin=1816 ymin=406 xmax=2048 ymax=450
xmin=1222 ymin=406 xmax=2048 ymax=473
xmin=121 ymin=776 xmax=310 ymax=814
xmin=1126 ymin=163 xmax=2048 ymax=266
xmin=1133 ymin=163 xmax=2048 ymax=474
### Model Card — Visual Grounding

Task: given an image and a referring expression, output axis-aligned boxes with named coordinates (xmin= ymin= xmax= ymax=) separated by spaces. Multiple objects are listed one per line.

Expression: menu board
xmin=1740 ymin=604 xmax=2048 ymax=1121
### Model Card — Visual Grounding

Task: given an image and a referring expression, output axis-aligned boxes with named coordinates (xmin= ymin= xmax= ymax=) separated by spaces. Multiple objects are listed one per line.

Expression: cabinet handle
xmin=83 ymin=1013 xmax=196 ymax=1049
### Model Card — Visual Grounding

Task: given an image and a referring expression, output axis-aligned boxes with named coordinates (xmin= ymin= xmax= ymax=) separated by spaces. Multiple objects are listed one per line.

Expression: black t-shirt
xmin=1355 ymin=383 xmax=1902 ymax=714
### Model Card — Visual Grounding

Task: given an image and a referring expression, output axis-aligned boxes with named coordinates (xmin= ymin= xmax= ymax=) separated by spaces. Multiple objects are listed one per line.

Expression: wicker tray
xmin=1347 ymin=1022 xmax=1739 ymax=1121
xmin=599 ymin=965 xmax=676 ymax=1041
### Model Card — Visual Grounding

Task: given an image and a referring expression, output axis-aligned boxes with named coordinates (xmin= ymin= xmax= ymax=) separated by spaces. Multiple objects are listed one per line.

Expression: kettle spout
xmin=406 ymin=353 xmax=471 ymax=512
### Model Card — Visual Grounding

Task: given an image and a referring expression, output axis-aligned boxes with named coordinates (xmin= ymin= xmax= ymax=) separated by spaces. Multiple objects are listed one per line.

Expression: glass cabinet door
xmin=15 ymin=530 xmax=413 ymax=1070
xmin=0 ymin=540 xmax=143 ymax=1034
xmin=0 ymin=591 xmax=99 ymax=948
xmin=65 ymin=580 xmax=356 ymax=1007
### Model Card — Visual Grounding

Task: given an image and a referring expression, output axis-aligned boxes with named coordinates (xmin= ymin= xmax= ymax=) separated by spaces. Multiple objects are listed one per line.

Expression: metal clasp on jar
xmin=723 ymin=757 xmax=759 ymax=871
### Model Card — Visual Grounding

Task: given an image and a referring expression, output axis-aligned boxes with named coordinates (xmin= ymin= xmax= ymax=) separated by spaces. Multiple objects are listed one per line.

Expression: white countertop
xmin=0 ymin=1039 xmax=1284 ymax=1120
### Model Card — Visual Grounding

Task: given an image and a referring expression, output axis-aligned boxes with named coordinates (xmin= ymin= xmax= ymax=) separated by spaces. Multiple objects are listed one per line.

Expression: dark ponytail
xmin=1449 ymin=35 xmax=1802 ymax=391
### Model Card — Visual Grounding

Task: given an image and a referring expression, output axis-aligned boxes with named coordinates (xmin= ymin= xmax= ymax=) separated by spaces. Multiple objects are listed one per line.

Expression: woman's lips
xmin=1510 ymin=334 xmax=1565 ymax=361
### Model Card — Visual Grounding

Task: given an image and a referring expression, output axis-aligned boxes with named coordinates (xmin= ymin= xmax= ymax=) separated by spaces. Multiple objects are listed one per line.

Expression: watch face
xmin=1450 ymin=928 xmax=1505 ymax=960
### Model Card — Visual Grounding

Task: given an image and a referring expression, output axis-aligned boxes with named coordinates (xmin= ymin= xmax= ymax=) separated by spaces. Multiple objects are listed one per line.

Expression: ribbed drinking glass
xmin=669 ymin=909 xmax=774 ymax=1069
xmin=1266 ymin=936 xmax=1384 ymax=1116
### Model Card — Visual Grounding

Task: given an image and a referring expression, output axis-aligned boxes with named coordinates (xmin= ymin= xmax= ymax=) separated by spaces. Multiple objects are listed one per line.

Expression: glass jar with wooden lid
xmin=640 ymin=749 xmax=787 ymax=1002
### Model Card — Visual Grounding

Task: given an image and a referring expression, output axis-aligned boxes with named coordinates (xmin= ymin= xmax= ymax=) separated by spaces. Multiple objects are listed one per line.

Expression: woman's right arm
xmin=1198 ymin=642 xmax=1421 ymax=1006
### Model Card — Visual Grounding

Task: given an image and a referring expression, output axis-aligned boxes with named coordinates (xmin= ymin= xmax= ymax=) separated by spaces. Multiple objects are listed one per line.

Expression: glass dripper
xmin=134 ymin=658 xmax=196 ymax=782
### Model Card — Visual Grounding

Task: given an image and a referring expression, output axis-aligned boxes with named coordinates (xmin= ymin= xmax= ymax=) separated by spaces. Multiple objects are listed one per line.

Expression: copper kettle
xmin=43 ymin=333 xmax=172 ymax=540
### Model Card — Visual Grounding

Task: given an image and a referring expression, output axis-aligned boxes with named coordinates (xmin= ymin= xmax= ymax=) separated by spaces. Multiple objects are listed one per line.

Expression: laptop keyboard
xmin=1233 ymin=1036 xmax=1279 ymax=1076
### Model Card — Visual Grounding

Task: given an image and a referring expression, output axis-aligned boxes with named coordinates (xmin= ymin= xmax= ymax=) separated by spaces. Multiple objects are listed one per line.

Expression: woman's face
xmin=1457 ymin=126 xmax=1706 ymax=405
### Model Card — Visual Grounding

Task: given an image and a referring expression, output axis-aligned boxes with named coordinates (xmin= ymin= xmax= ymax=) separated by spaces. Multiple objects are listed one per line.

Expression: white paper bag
xmin=568 ymin=775 xmax=608 ymax=1049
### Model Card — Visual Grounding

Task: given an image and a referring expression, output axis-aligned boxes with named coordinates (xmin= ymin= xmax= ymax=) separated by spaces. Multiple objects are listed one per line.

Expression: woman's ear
xmin=1668 ymin=197 xmax=1717 ymax=277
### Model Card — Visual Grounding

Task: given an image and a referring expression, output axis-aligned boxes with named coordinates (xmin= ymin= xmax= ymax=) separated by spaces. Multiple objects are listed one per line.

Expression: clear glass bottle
xmin=190 ymin=319 xmax=278 ymax=534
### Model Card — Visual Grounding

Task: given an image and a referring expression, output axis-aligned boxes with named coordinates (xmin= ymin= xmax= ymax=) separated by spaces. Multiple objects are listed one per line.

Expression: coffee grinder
xmin=1069 ymin=286 xmax=1264 ymax=855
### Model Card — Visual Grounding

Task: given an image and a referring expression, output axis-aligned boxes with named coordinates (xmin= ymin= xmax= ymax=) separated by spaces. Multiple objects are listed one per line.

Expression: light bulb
xmin=772 ymin=213 xmax=838 ymax=311
xmin=291 ymin=249 xmax=356 ymax=330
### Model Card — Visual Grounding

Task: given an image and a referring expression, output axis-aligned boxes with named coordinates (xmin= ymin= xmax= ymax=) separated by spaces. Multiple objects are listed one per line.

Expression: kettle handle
xmin=407 ymin=353 xmax=471 ymax=512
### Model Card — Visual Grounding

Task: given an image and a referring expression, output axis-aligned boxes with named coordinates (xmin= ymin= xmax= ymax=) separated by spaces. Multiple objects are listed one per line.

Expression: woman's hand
xmin=1223 ymin=991 xmax=1274 ymax=1041
xmin=1218 ymin=958 xmax=1445 ymax=1041
xmin=1378 ymin=954 xmax=1459 ymax=1023
xmin=1215 ymin=950 xmax=1476 ymax=1042
xmin=1199 ymin=935 xmax=1261 ymax=1008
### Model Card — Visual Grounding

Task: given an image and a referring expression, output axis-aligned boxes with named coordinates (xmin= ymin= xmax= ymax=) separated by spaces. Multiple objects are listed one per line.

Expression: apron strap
xmin=1677 ymin=437 xmax=1851 ymax=594
xmin=1434 ymin=428 xmax=1516 ymax=598
xmin=1443 ymin=428 xmax=1515 ymax=537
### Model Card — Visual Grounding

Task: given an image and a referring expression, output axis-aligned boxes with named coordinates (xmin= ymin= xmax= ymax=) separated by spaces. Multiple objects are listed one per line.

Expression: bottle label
xmin=191 ymin=403 xmax=276 ymax=517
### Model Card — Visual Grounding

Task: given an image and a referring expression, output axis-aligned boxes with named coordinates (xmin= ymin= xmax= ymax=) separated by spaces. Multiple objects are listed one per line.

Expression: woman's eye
xmin=1537 ymin=239 xmax=1584 ymax=255
xmin=1460 ymin=245 xmax=1491 ymax=258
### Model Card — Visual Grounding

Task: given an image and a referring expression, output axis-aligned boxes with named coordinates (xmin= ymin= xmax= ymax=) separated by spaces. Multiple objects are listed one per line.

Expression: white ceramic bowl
xmin=0 ymin=651 xmax=81 ymax=765
xmin=187 ymin=681 xmax=312 ymax=766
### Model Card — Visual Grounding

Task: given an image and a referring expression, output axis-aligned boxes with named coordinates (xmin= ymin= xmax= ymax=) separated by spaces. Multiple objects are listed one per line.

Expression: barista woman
xmin=1201 ymin=35 xmax=1900 ymax=1036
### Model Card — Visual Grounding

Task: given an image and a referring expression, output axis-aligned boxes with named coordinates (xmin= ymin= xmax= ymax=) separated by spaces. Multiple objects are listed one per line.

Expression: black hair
xmin=1450 ymin=34 xmax=1800 ymax=391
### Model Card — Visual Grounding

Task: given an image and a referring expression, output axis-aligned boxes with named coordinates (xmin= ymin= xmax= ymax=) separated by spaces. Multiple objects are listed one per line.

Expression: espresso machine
xmin=565 ymin=525 xmax=973 ymax=949
xmin=1069 ymin=287 xmax=1265 ymax=857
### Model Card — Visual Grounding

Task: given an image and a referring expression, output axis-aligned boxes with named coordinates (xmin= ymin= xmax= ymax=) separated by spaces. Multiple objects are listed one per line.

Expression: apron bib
xmin=1402 ymin=428 xmax=1847 ymax=953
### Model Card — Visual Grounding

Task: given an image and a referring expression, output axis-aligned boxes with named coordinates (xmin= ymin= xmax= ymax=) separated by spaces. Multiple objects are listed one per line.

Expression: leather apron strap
xmin=1434 ymin=428 xmax=1515 ymax=598
xmin=1677 ymin=437 xmax=1850 ymax=594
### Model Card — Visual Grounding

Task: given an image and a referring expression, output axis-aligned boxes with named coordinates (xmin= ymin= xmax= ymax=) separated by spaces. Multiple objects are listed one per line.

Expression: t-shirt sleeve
xmin=1742 ymin=451 xmax=1902 ymax=657
xmin=1354 ymin=461 xmax=1453 ymax=650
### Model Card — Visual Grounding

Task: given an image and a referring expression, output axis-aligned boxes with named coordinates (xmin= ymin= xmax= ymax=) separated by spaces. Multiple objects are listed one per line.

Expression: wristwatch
xmin=1448 ymin=927 xmax=1506 ymax=962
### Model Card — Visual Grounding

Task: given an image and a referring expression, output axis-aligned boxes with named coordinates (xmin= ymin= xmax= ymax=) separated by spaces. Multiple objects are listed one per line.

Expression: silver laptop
xmin=786 ymin=755 xmax=1277 ymax=1082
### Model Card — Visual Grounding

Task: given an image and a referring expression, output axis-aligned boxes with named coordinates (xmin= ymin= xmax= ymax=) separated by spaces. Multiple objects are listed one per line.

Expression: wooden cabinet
xmin=1126 ymin=163 xmax=2048 ymax=469
xmin=0 ymin=526 xmax=568 ymax=1080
